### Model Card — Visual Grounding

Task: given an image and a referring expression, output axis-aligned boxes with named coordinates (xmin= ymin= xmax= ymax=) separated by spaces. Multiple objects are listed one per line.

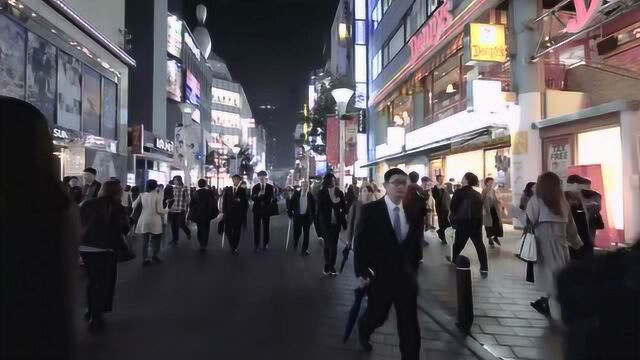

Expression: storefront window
xmin=484 ymin=147 xmax=512 ymax=222
xmin=445 ymin=150 xmax=484 ymax=186
xmin=390 ymin=95 xmax=412 ymax=128
xmin=433 ymin=54 xmax=463 ymax=121
xmin=423 ymin=74 xmax=434 ymax=125
xmin=429 ymin=158 xmax=443 ymax=178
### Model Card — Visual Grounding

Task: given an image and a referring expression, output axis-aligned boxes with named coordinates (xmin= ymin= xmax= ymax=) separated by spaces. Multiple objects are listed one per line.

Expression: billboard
xmin=166 ymin=60 xmax=182 ymax=101
xmin=57 ymin=52 xmax=82 ymax=130
xmin=167 ymin=15 xmax=183 ymax=58
xmin=0 ymin=16 xmax=26 ymax=99
xmin=27 ymin=32 xmax=57 ymax=122
xmin=185 ymin=69 xmax=201 ymax=106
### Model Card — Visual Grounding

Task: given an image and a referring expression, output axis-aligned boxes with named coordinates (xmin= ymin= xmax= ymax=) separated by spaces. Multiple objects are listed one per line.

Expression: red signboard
xmin=408 ymin=0 xmax=453 ymax=65
xmin=565 ymin=0 xmax=603 ymax=33
xmin=326 ymin=115 xmax=339 ymax=166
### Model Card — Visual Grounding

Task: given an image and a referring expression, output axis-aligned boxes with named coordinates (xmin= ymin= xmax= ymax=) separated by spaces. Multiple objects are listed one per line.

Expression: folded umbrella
xmin=285 ymin=218 xmax=292 ymax=251
xmin=342 ymin=286 xmax=367 ymax=343
xmin=339 ymin=244 xmax=351 ymax=274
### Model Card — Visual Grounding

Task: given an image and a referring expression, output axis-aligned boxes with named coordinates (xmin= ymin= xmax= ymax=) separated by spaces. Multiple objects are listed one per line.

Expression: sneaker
xmin=330 ymin=267 xmax=338 ymax=276
xmin=531 ymin=298 xmax=550 ymax=316
xmin=142 ymin=259 xmax=153 ymax=267
xmin=493 ymin=237 xmax=502 ymax=246
xmin=152 ymin=256 xmax=163 ymax=264
xmin=322 ymin=265 xmax=330 ymax=276
xmin=302 ymin=250 xmax=310 ymax=256
xmin=232 ymin=249 xmax=239 ymax=255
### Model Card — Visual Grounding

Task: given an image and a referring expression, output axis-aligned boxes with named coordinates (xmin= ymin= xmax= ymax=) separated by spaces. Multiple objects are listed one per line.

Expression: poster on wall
xmin=27 ymin=32 xmax=57 ymax=122
xmin=185 ymin=70 xmax=201 ymax=105
xmin=82 ymin=66 xmax=101 ymax=136
xmin=546 ymin=139 xmax=572 ymax=185
xmin=326 ymin=115 xmax=339 ymax=166
xmin=344 ymin=116 xmax=358 ymax=166
xmin=57 ymin=52 xmax=82 ymax=130
xmin=167 ymin=15 xmax=183 ymax=58
xmin=166 ymin=60 xmax=182 ymax=101
xmin=0 ymin=16 xmax=26 ymax=99
xmin=101 ymin=78 xmax=117 ymax=140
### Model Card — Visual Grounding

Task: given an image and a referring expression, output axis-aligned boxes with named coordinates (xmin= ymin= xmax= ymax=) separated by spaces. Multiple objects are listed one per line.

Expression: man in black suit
xmin=223 ymin=174 xmax=249 ymax=254
xmin=251 ymin=170 xmax=274 ymax=251
xmin=287 ymin=180 xmax=315 ymax=256
xmin=316 ymin=173 xmax=347 ymax=275
xmin=82 ymin=167 xmax=102 ymax=202
xmin=432 ymin=174 xmax=451 ymax=244
xmin=189 ymin=179 xmax=219 ymax=253
xmin=354 ymin=168 xmax=422 ymax=360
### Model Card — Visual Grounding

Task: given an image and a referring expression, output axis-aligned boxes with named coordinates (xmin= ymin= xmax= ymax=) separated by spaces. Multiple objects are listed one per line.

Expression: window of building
xmin=433 ymin=54 xmax=464 ymax=121
xmin=407 ymin=0 xmax=427 ymax=38
xmin=423 ymin=73 xmax=434 ymax=125
xmin=382 ymin=0 xmax=394 ymax=13
xmin=390 ymin=95 xmax=413 ymax=128
xmin=355 ymin=0 xmax=367 ymax=20
xmin=372 ymin=2 xmax=382 ymax=30
xmin=387 ymin=23 xmax=405 ymax=63
xmin=355 ymin=20 xmax=366 ymax=45
xmin=355 ymin=45 xmax=367 ymax=83
xmin=372 ymin=50 xmax=382 ymax=79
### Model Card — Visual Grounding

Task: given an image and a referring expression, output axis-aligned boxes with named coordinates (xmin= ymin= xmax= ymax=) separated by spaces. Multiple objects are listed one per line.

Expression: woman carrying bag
xmin=133 ymin=179 xmax=172 ymax=266
xmin=79 ymin=180 xmax=131 ymax=332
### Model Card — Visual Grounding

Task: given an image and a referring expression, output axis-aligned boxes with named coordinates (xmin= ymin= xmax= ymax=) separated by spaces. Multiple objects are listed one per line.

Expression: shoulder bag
xmin=515 ymin=216 xmax=537 ymax=263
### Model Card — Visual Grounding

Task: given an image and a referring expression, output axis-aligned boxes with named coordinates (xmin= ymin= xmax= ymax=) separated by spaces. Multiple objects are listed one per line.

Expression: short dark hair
xmin=197 ymin=179 xmax=207 ymax=188
xmin=421 ymin=176 xmax=430 ymax=183
xmin=408 ymin=171 xmax=420 ymax=183
xmin=232 ymin=174 xmax=242 ymax=180
xmin=98 ymin=180 xmax=122 ymax=200
xmin=145 ymin=179 xmax=158 ymax=192
xmin=83 ymin=167 xmax=97 ymax=175
xmin=322 ymin=172 xmax=336 ymax=187
xmin=436 ymin=175 xmax=444 ymax=181
xmin=484 ymin=177 xmax=494 ymax=186
xmin=567 ymin=174 xmax=591 ymax=185
xmin=257 ymin=170 xmax=268 ymax=177
xmin=124 ymin=185 xmax=131 ymax=192
xmin=463 ymin=172 xmax=480 ymax=187
xmin=172 ymin=175 xmax=183 ymax=185
xmin=384 ymin=168 xmax=407 ymax=183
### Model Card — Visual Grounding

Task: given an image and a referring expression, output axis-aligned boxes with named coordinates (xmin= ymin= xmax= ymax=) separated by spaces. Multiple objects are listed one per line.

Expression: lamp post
xmin=331 ymin=88 xmax=354 ymax=190
xmin=177 ymin=103 xmax=196 ymax=187
xmin=231 ymin=144 xmax=241 ymax=176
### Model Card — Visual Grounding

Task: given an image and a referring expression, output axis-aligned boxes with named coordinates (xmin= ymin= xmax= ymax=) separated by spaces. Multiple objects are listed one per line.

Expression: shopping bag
xmin=444 ymin=227 xmax=456 ymax=244
xmin=424 ymin=229 xmax=439 ymax=245
xmin=515 ymin=218 xmax=537 ymax=263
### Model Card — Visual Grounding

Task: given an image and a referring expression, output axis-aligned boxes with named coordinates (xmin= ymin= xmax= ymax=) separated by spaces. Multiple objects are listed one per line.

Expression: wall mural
xmin=27 ymin=32 xmax=57 ymax=123
xmin=0 ymin=15 xmax=26 ymax=99
xmin=82 ymin=66 xmax=101 ymax=136
xmin=57 ymin=51 xmax=82 ymax=130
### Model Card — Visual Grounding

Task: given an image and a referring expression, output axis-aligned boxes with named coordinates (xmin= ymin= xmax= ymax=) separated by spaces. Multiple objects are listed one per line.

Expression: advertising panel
xmin=82 ymin=66 xmax=102 ymax=136
xmin=57 ymin=52 xmax=82 ymax=130
xmin=466 ymin=23 xmax=507 ymax=64
xmin=27 ymin=32 xmax=57 ymax=122
xmin=185 ymin=69 xmax=201 ymax=106
xmin=344 ymin=116 xmax=358 ymax=167
xmin=211 ymin=110 xmax=241 ymax=128
xmin=546 ymin=138 xmax=572 ymax=185
xmin=326 ymin=115 xmax=339 ymax=166
xmin=166 ymin=60 xmax=182 ymax=101
xmin=167 ymin=15 xmax=183 ymax=58
xmin=0 ymin=15 xmax=26 ymax=99
xmin=211 ymin=87 xmax=240 ymax=107
xmin=101 ymin=78 xmax=117 ymax=140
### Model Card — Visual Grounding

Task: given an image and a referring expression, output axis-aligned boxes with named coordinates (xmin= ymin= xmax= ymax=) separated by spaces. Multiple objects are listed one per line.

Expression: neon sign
xmin=565 ymin=0 xmax=603 ymax=33
xmin=408 ymin=0 xmax=453 ymax=64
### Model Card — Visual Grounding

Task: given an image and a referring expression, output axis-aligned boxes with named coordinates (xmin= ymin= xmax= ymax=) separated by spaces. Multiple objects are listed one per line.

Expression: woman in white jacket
xmin=132 ymin=179 xmax=172 ymax=266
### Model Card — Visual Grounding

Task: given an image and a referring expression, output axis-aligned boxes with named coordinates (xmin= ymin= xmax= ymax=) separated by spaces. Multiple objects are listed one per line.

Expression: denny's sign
xmin=408 ymin=0 xmax=453 ymax=65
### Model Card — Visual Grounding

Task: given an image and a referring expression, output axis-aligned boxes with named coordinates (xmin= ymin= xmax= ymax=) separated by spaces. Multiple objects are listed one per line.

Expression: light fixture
xmin=446 ymin=84 xmax=456 ymax=93
xmin=178 ymin=103 xmax=196 ymax=114
xmin=51 ymin=29 xmax=57 ymax=33
xmin=70 ymin=41 xmax=77 ymax=45
xmin=331 ymin=88 xmax=354 ymax=115
xmin=31 ymin=13 xmax=37 ymax=17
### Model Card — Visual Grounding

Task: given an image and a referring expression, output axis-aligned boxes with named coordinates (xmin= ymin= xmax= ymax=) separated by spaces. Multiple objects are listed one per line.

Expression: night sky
xmin=175 ymin=0 xmax=340 ymax=167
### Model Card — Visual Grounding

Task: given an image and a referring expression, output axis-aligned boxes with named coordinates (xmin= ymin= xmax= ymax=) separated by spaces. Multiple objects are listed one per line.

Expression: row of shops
xmin=363 ymin=0 xmax=640 ymax=246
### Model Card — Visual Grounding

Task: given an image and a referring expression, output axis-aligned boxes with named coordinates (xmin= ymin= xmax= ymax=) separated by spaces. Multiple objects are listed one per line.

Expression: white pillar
xmin=620 ymin=108 xmax=640 ymax=242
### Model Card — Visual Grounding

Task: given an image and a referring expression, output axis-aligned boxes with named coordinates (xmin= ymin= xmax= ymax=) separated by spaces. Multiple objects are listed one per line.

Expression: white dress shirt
xmin=299 ymin=191 xmax=308 ymax=215
xmin=384 ymin=195 xmax=409 ymax=242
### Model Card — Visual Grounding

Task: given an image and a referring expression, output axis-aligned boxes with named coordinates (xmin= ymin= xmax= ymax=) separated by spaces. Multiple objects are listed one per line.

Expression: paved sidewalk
xmin=75 ymin=211 xmax=494 ymax=360
xmin=417 ymin=226 xmax=565 ymax=360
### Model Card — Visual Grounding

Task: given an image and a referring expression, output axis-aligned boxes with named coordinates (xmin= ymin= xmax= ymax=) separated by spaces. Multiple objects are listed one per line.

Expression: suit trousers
xmin=253 ymin=213 xmax=270 ymax=248
xmin=293 ymin=214 xmax=311 ymax=251
xmin=196 ymin=220 xmax=211 ymax=249
xmin=436 ymin=210 xmax=450 ymax=241
xmin=80 ymin=251 xmax=117 ymax=316
xmin=323 ymin=224 xmax=341 ymax=269
xmin=359 ymin=278 xmax=420 ymax=360
xmin=226 ymin=220 xmax=242 ymax=251
xmin=452 ymin=223 xmax=488 ymax=271
xmin=169 ymin=211 xmax=191 ymax=243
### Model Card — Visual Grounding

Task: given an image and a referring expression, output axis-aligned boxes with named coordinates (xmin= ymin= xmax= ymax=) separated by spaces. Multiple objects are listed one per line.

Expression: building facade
xmin=0 ymin=0 xmax=134 ymax=183
xmin=363 ymin=0 xmax=640 ymax=245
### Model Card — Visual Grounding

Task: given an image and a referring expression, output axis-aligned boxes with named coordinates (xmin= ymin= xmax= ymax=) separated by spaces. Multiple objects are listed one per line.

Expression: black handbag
xmin=268 ymin=198 xmax=279 ymax=216
xmin=116 ymin=236 xmax=136 ymax=263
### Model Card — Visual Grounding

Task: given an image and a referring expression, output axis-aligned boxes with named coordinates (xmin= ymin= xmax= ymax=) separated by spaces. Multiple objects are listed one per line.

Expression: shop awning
xmin=532 ymin=100 xmax=640 ymax=129
xmin=360 ymin=125 xmax=508 ymax=168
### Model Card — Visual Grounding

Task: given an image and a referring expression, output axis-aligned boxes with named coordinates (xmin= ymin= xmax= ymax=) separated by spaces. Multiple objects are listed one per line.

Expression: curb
xmin=418 ymin=297 xmax=500 ymax=360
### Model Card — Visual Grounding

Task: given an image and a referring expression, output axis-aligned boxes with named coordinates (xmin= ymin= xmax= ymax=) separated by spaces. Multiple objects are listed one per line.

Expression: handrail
xmin=569 ymin=62 xmax=640 ymax=81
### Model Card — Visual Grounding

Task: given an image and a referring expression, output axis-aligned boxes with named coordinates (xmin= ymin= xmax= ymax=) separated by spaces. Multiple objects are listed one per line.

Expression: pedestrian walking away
xmin=403 ymin=171 xmax=429 ymax=260
xmin=316 ymin=173 xmax=347 ymax=276
xmin=432 ymin=174 xmax=451 ymax=245
xmin=354 ymin=168 xmax=422 ymax=360
xmin=79 ymin=180 xmax=130 ymax=332
xmin=133 ymin=179 xmax=172 ymax=266
xmin=447 ymin=172 xmax=488 ymax=275
xmin=222 ymin=174 xmax=249 ymax=254
xmin=251 ymin=170 xmax=274 ymax=251
xmin=168 ymin=175 xmax=191 ymax=246
xmin=482 ymin=177 xmax=504 ymax=248
xmin=287 ymin=180 xmax=315 ymax=255
xmin=189 ymin=179 xmax=219 ymax=253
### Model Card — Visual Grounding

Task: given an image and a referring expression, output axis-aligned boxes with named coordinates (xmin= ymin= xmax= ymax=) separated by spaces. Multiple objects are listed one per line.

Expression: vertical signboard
xmin=344 ymin=116 xmax=358 ymax=167
xmin=326 ymin=115 xmax=339 ymax=166
xmin=545 ymin=138 xmax=572 ymax=185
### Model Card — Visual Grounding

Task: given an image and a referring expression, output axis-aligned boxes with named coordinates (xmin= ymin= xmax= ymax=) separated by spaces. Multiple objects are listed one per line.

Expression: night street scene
xmin=2 ymin=0 xmax=640 ymax=359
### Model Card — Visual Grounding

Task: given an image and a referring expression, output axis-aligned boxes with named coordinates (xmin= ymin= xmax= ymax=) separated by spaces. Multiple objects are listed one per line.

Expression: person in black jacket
xmin=79 ymin=180 xmax=129 ymax=332
xmin=446 ymin=172 xmax=488 ymax=274
xmin=354 ymin=168 xmax=422 ymax=360
xmin=251 ymin=171 xmax=274 ymax=251
xmin=82 ymin=167 xmax=102 ymax=202
xmin=316 ymin=173 xmax=347 ymax=275
xmin=432 ymin=175 xmax=451 ymax=244
xmin=189 ymin=179 xmax=219 ymax=253
xmin=287 ymin=180 xmax=315 ymax=255
xmin=223 ymin=175 xmax=249 ymax=254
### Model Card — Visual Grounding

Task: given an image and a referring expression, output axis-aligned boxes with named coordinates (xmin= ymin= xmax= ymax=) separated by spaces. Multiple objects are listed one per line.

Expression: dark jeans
xmin=452 ymin=222 xmax=488 ymax=271
xmin=225 ymin=221 xmax=242 ymax=251
xmin=253 ymin=213 xmax=270 ymax=248
xmin=196 ymin=220 xmax=211 ymax=249
xmin=293 ymin=215 xmax=311 ymax=251
xmin=323 ymin=224 xmax=340 ymax=269
xmin=141 ymin=233 xmax=162 ymax=259
xmin=169 ymin=211 xmax=191 ymax=243
xmin=436 ymin=210 xmax=450 ymax=241
xmin=80 ymin=251 xmax=117 ymax=317
xmin=359 ymin=279 xmax=420 ymax=360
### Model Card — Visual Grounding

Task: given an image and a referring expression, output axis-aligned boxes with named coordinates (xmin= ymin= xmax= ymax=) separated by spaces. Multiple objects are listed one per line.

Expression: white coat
xmin=133 ymin=192 xmax=169 ymax=235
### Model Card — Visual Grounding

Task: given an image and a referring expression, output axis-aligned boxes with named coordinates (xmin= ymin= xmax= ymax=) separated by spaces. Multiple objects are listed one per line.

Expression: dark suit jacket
xmin=223 ymin=185 xmax=249 ymax=226
xmin=432 ymin=185 xmax=451 ymax=213
xmin=353 ymin=198 xmax=422 ymax=282
xmin=287 ymin=190 xmax=315 ymax=219
xmin=82 ymin=181 xmax=102 ymax=201
xmin=251 ymin=183 xmax=274 ymax=214
xmin=403 ymin=183 xmax=428 ymax=223
xmin=316 ymin=187 xmax=347 ymax=237
xmin=189 ymin=188 xmax=219 ymax=223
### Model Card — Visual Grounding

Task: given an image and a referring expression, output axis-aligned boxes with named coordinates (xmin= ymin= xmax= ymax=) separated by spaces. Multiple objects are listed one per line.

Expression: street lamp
xmin=231 ymin=144 xmax=241 ymax=176
xmin=331 ymin=88 xmax=354 ymax=190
